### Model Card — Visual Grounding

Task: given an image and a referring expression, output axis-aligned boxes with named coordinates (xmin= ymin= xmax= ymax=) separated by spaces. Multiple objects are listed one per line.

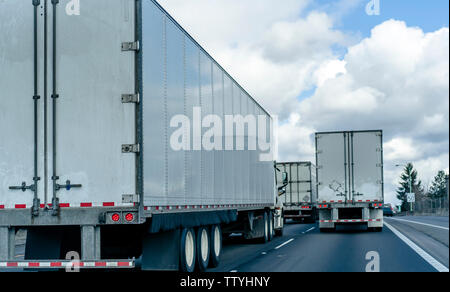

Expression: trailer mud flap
xmin=141 ymin=229 xmax=180 ymax=271
xmin=148 ymin=210 xmax=237 ymax=233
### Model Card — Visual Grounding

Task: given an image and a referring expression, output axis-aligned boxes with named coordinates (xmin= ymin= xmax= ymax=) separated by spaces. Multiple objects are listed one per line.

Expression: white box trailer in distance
xmin=315 ymin=130 xmax=384 ymax=232
xmin=276 ymin=162 xmax=317 ymax=223
xmin=0 ymin=0 xmax=283 ymax=271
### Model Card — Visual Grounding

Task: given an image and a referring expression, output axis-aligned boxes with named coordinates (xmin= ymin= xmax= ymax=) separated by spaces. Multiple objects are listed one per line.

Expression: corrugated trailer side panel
xmin=142 ymin=1 xmax=274 ymax=209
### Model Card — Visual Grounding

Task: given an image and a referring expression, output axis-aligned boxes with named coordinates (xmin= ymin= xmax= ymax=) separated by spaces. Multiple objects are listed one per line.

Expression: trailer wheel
xmin=275 ymin=227 xmax=284 ymax=237
xmin=209 ymin=225 xmax=222 ymax=268
xmin=180 ymin=228 xmax=196 ymax=272
xmin=261 ymin=212 xmax=269 ymax=243
xmin=268 ymin=211 xmax=274 ymax=241
xmin=320 ymin=227 xmax=335 ymax=233
xmin=196 ymin=226 xmax=210 ymax=271
xmin=371 ymin=227 xmax=383 ymax=232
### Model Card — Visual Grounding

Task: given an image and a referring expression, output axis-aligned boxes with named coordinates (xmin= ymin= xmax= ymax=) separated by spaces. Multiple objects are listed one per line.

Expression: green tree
xmin=396 ymin=163 xmax=423 ymax=212
xmin=428 ymin=170 xmax=449 ymax=198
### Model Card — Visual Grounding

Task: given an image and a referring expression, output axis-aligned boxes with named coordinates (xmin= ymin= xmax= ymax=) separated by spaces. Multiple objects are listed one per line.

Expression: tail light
xmin=111 ymin=213 xmax=120 ymax=222
xmin=125 ymin=213 xmax=134 ymax=222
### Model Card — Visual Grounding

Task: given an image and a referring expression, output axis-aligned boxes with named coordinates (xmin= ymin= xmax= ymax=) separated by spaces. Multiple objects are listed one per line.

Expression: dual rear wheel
xmin=262 ymin=210 xmax=275 ymax=243
xmin=179 ymin=225 xmax=222 ymax=272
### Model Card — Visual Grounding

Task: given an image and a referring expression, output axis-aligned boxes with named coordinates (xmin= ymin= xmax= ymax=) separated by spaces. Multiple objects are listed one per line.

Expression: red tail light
xmin=111 ymin=213 xmax=120 ymax=222
xmin=125 ymin=213 xmax=134 ymax=222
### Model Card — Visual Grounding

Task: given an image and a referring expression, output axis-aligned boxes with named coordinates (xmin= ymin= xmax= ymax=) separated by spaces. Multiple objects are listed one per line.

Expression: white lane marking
xmin=274 ymin=238 xmax=294 ymax=250
xmin=230 ymin=270 xmax=238 ymax=273
xmin=384 ymin=222 xmax=449 ymax=272
xmin=388 ymin=218 xmax=449 ymax=231
xmin=261 ymin=252 xmax=267 ymax=255
xmin=303 ymin=227 xmax=316 ymax=234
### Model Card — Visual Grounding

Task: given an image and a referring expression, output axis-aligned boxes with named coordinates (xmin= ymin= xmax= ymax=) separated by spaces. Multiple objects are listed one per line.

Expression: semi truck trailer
xmin=0 ymin=0 xmax=283 ymax=271
xmin=315 ymin=130 xmax=384 ymax=232
xmin=276 ymin=162 xmax=317 ymax=223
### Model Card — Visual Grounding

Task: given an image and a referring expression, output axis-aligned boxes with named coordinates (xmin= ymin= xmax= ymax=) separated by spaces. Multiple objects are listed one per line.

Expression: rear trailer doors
xmin=0 ymin=0 xmax=138 ymax=214
xmin=316 ymin=131 xmax=383 ymax=203
xmin=52 ymin=0 xmax=137 ymax=210
xmin=351 ymin=131 xmax=383 ymax=203
xmin=0 ymin=1 xmax=43 ymax=213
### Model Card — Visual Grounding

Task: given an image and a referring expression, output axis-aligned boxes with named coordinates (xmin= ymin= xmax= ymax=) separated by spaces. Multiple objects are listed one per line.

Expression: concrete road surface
xmin=209 ymin=218 xmax=449 ymax=272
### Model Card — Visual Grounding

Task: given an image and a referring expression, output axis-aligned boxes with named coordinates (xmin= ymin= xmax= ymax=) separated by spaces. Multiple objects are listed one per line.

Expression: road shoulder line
xmin=389 ymin=218 xmax=449 ymax=230
xmin=384 ymin=222 xmax=449 ymax=272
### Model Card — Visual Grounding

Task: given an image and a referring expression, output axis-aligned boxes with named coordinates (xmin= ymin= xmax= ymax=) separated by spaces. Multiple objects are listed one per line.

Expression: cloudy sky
xmin=157 ymin=0 xmax=449 ymax=205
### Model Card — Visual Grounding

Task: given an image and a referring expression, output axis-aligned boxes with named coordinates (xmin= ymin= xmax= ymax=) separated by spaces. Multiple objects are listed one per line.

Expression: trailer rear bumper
xmin=318 ymin=206 xmax=383 ymax=229
xmin=285 ymin=214 xmax=312 ymax=219
xmin=0 ymin=259 xmax=135 ymax=270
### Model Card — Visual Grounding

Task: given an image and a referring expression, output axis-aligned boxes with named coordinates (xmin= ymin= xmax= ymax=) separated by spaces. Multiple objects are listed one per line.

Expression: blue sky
xmin=310 ymin=0 xmax=449 ymax=37
xmin=295 ymin=0 xmax=450 ymax=103
xmin=158 ymin=0 xmax=449 ymax=204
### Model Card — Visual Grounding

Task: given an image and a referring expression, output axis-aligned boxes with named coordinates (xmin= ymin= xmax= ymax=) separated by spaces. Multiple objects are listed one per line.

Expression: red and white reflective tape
xmin=320 ymin=200 xmax=381 ymax=204
xmin=0 ymin=202 xmax=136 ymax=210
xmin=144 ymin=203 xmax=269 ymax=211
xmin=0 ymin=260 xmax=134 ymax=269
xmin=320 ymin=219 xmax=382 ymax=223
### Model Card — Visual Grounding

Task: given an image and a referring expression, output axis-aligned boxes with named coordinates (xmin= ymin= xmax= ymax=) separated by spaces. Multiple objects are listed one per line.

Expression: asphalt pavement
xmin=209 ymin=217 xmax=449 ymax=272
xmin=2 ymin=217 xmax=448 ymax=272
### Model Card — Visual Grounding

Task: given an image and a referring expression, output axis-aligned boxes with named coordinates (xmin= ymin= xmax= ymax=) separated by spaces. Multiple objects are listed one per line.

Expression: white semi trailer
xmin=276 ymin=162 xmax=317 ymax=223
xmin=315 ymin=131 xmax=384 ymax=232
xmin=0 ymin=0 xmax=283 ymax=271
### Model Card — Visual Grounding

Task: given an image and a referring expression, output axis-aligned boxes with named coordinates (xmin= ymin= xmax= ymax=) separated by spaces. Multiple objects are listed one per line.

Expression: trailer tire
xmin=261 ymin=212 xmax=269 ymax=243
xmin=196 ymin=226 xmax=210 ymax=271
xmin=209 ymin=225 xmax=222 ymax=268
xmin=372 ymin=227 xmax=383 ymax=232
xmin=268 ymin=211 xmax=274 ymax=241
xmin=180 ymin=228 xmax=196 ymax=272
xmin=275 ymin=227 xmax=284 ymax=237
xmin=320 ymin=227 xmax=335 ymax=233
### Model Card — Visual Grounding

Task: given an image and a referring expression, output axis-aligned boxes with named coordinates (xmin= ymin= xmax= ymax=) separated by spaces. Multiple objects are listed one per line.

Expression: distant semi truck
xmin=0 ymin=0 xmax=283 ymax=271
xmin=276 ymin=162 xmax=317 ymax=223
xmin=315 ymin=130 xmax=384 ymax=232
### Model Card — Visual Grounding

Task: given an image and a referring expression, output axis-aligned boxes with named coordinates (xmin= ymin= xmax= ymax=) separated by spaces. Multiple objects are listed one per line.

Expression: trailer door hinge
xmin=122 ymin=93 xmax=140 ymax=104
xmin=121 ymin=41 xmax=140 ymax=52
xmin=122 ymin=144 xmax=140 ymax=154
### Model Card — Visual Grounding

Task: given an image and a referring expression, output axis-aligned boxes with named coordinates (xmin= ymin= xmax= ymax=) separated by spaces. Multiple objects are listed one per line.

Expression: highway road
xmin=209 ymin=216 xmax=449 ymax=272
xmin=2 ymin=216 xmax=448 ymax=272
